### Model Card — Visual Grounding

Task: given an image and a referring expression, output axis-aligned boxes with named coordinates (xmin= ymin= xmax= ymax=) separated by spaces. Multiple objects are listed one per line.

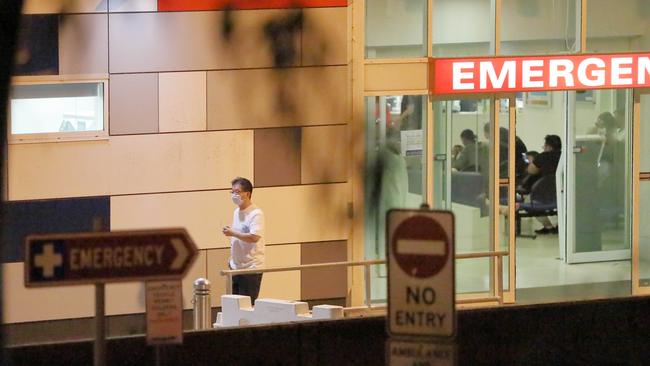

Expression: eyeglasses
xmin=231 ymin=189 xmax=248 ymax=195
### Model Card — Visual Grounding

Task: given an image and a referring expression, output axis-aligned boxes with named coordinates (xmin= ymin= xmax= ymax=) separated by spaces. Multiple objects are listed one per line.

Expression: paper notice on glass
xmin=400 ymin=130 xmax=423 ymax=157
xmin=146 ymin=280 xmax=183 ymax=345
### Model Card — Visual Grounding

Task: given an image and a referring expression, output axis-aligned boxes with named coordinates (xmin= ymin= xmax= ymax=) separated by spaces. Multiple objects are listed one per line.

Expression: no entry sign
xmin=387 ymin=209 xmax=455 ymax=338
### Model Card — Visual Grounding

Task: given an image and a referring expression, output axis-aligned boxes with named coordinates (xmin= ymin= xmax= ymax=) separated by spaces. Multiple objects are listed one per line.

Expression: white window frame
xmin=8 ymin=75 xmax=109 ymax=144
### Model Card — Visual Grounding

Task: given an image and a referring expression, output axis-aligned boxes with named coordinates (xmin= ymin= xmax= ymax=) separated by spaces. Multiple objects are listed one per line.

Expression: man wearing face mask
xmin=222 ymin=177 xmax=265 ymax=304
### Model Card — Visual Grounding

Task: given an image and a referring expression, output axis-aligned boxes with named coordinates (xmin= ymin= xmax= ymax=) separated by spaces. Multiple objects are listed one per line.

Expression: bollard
xmin=193 ymin=278 xmax=212 ymax=330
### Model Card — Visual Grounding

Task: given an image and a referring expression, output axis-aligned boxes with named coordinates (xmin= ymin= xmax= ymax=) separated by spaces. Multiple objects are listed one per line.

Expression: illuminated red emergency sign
xmin=429 ymin=53 xmax=650 ymax=95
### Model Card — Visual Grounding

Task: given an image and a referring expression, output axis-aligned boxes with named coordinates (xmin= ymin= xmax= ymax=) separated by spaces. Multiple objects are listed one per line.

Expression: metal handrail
xmin=220 ymin=251 xmax=509 ymax=308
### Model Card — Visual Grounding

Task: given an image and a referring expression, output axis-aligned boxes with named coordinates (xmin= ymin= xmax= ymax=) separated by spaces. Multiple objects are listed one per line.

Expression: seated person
xmin=451 ymin=144 xmax=463 ymax=161
xmin=527 ymin=135 xmax=562 ymax=234
xmin=517 ymin=151 xmax=539 ymax=195
xmin=452 ymin=129 xmax=478 ymax=172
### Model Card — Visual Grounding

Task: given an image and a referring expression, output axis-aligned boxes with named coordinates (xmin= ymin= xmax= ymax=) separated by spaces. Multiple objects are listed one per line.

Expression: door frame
xmin=565 ymin=89 xmax=633 ymax=264
xmin=632 ymin=88 xmax=650 ymax=295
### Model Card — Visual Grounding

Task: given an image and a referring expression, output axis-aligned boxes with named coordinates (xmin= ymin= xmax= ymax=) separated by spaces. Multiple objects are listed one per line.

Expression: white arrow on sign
xmin=171 ymin=238 xmax=189 ymax=270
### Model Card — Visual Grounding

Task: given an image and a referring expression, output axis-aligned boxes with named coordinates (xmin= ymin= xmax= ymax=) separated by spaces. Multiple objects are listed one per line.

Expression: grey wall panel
xmin=254 ymin=128 xmax=301 ymax=187
xmin=14 ymin=15 xmax=59 ymax=76
xmin=108 ymin=10 xmax=300 ymax=73
xmin=109 ymin=73 xmax=158 ymax=135
xmin=59 ymin=14 xmax=108 ymax=75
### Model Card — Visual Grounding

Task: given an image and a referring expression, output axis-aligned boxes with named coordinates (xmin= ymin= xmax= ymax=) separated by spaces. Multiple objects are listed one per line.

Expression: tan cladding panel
xmin=158 ymin=71 xmax=207 ymax=133
xmin=109 ymin=131 xmax=253 ymax=195
xmin=110 ymin=183 xmax=349 ymax=249
xmin=111 ymin=190 xmax=233 ymax=250
xmin=302 ymin=7 xmax=348 ymax=66
xmin=22 ymin=0 xmax=107 ymax=13
xmin=8 ymin=140 xmax=111 ymax=200
xmin=206 ymin=245 xmax=301 ymax=306
xmin=3 ymin=252 xmax=208 ymax=323
xmin=108 ymin=10 xmax=301 ymax=73
xmin=105 ymin=250 xmax=207 ymax=315
xmin=254 ymin=183 xmax=349 ymax=244
xmin=364 ymin=62 xmax=428 ymax=92
xmin=207 ymin=66 xmax=348 ymax=130
xmin=301 ymin=124 xmax=348 ymax=184
xmin=3 ymin=262 xmax=95 ymax=323
xmin=8 ymin=130 xmax=253 ymax=200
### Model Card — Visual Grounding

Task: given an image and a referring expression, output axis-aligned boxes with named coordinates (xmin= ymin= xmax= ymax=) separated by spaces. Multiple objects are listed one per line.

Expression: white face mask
xmin=231 ymin=194 xmax=242 ymax=206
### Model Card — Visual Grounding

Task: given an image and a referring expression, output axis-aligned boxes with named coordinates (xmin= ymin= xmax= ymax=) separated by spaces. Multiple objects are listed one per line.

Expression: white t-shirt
xmin=229 ymin=204 xmax=265 ymax=270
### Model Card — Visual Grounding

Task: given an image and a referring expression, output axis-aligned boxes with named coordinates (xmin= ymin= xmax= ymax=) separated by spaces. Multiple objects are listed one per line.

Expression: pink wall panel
xmin=158 ymin=0 xmax=347 ymax=12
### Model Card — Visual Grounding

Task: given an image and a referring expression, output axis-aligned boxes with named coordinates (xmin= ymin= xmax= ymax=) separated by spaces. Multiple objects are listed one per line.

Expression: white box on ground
xmin=214 ymin=295 xmax=344 ymax=327
xmin=387 ymin=209 xmax=456 ymax=339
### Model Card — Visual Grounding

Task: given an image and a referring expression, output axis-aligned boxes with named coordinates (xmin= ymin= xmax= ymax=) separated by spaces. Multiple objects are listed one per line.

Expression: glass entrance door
xmin=566 ymin=89 xmax=632 ymax=263
xmin=432 ymin=97 xmax=515 ymax=303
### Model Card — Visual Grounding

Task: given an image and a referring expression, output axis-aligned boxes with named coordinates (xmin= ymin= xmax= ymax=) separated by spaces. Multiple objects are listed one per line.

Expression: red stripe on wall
xmin=158 ymin=0 xmax=347 ymax=11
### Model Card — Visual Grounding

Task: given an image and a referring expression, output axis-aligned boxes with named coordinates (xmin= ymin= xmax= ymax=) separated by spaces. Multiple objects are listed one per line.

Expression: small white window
xmin=9 ymin=80 xmax=108 ymax=143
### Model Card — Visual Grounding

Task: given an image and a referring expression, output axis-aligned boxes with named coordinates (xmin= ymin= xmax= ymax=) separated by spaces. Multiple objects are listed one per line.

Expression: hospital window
xmin=9 ymin=80 xmax=107 ymax=143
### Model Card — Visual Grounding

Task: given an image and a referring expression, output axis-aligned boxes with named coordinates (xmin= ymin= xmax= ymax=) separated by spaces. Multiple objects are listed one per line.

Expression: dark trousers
xmin=232 ymin=274 xmax=263 ymax=304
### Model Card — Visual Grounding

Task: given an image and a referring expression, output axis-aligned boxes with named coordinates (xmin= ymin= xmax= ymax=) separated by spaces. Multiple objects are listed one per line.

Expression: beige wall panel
xmin=105 ymin=282 xmax=145 ymax=316
xmin=22 ymin=0 xmax=107 ymax=14
xmin=364 ymin=62 xmax=428 ymax=92
xmin=110 ymin=73 xmax=159 ymax=135
xmin=59 ymin=14 xmax=109 ymax=75
xmin=109 ymin=0 xmax=157 ymax=12
xmin=111 ymin=190 xmax=233 ymax=249
xmin=206 ymin=248 xmax=230 ymax=306
xmin=206 ymin=246 xmax=300 ymax=305
xmin=159 ymin=72 xmax=207 ymax=133
xmin=3 ymin=262 xmax=94 ymax=323
xmin=181 ymin=250 xmax=208 ymax=309
xmin=8 ymin=140 xmax=110 ymax=200
xmin=255 ymin=183 xmax=349 ymax=244
xmin=257 ymin=244 xmax=301 ymax=301
xmin=105 ymin=248 xmax=206 ymax=314
xmin=301 ymin=125 xmax=348 ymax=184
xmin=109 ymin=10 xmax=299 ymax=73
xmin=207 ymin=66 xmax=347 ymax=130
xmin=105 ymin=251 xmax=207 ymax=313
xmin=109 ymin=130 xmax=253 ymax=195
xmin=302 ymin=8 xmax=348 ymax=66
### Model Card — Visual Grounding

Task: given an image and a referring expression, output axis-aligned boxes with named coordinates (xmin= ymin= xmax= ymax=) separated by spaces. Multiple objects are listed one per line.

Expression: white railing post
xmin=225 ymin=273 xmax=232 ymax=295
xmin=364 ymin=263 xmax=372 ymax=308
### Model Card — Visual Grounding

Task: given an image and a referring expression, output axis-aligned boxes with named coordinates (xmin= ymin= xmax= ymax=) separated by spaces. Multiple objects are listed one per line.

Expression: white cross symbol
xmin=34 ymin=243 xmax=63 ymax=278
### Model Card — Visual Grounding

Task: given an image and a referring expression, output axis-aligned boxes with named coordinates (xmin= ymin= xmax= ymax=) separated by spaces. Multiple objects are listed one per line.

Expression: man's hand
xmin=222 ymin=226 xmax=238 ymax=237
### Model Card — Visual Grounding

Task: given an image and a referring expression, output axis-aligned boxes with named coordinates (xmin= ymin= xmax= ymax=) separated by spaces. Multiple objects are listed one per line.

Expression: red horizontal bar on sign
xmin=158 ymin=0 xmax=347 ymax=11
xmin=429 ymin=53 xmax=650 ymax=95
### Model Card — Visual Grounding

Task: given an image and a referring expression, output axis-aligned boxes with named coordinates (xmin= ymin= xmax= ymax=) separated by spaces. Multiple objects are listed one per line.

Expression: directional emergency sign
xmin=25 ymin=228 xmax=198 ymax=287
xmin=387 ymin=209 xmax=455 ymax=338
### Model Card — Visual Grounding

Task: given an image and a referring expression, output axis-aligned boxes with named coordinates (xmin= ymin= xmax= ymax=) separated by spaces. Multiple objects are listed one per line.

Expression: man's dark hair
xmin=544 ymin=135 xmax=562 ymax=151
xmin=231 ymin=177 xmax=253 ymax=196
xmin=526 ymin=150 xmax=539 ymax=158
xmin=460 ymin=129 xmax=476 ymax=142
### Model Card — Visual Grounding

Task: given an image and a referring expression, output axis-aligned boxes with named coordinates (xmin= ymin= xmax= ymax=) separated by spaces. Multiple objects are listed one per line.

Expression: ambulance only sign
xmin=387 ymin=209 xmax=455 ymax=338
